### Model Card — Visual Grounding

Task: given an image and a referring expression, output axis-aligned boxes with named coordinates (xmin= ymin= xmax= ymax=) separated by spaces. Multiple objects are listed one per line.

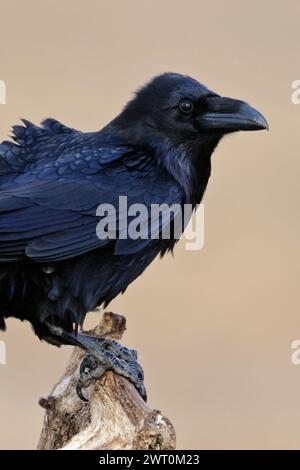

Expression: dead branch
xmin=37 ymin=311 xmax=176 ymax=450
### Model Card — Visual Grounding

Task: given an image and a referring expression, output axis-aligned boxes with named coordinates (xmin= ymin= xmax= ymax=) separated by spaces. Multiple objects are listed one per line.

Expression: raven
xmin=0 ymin=73 xmax=268 ymax=399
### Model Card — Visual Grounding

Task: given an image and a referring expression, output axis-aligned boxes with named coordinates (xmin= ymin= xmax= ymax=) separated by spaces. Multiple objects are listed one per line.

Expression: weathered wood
xmin=37 ymin=311 xmax=176 ymax=450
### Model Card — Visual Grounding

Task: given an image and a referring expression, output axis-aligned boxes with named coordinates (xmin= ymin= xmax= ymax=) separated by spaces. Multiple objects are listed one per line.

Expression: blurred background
xmin=0 ymin=0 xmax=299 ymax=450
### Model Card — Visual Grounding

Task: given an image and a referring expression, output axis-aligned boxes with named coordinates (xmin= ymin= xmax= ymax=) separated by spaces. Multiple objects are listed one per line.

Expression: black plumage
xmin=0 ymin=73 xmax=268 ymax=344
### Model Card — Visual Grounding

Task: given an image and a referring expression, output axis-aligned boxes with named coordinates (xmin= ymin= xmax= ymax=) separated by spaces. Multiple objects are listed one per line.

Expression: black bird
xmin=0 ymin=73 xmax=268 ymax=399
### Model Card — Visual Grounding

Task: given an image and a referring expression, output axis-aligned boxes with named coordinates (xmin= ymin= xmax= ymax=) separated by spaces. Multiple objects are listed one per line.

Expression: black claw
xmin=76 ymin=382 xmax=89 ymax=402
xmin=138 ymin=385 xmax=147 ymax=402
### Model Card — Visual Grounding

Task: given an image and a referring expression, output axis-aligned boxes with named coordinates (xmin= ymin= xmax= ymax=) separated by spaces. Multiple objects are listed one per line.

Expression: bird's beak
xmin=199 ymin=96 xmax=269 ymax=132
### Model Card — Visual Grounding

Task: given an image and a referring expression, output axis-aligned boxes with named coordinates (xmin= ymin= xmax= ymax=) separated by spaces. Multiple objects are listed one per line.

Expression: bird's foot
xmin=45 ymin=322 xmax=147 ymax=402
xmin=75 ymin=335 xmax=147 ymax=402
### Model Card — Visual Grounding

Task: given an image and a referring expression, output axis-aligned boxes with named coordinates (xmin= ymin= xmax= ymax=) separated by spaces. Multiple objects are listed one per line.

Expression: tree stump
xmin=37 ymin=311 xmax=176 ymax=450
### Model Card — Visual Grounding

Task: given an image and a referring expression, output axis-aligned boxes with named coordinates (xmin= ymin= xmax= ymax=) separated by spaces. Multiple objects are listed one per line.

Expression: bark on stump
xmin=37 ymin=311 xmax=176 ymax=450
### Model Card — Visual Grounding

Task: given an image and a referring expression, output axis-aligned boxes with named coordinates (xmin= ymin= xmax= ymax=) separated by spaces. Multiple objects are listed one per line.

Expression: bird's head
xmin=113 ymin=72 xmax=268 ymax=146
xmin=109 ymin=73 xmax=268 ymax=202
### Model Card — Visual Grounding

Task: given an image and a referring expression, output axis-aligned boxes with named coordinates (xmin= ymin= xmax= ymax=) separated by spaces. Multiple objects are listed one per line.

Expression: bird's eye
xmin=178 ymin=99 xmax=194 ymax=115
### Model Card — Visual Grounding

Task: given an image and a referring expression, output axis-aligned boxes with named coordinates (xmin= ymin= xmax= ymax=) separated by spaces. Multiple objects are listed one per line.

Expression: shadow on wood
xmin=38 ymin=311 xmax=176 ymax=450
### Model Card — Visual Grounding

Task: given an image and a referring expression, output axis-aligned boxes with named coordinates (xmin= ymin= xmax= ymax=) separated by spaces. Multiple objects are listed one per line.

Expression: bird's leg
xmin=45 ymin=322 xmax=147 ymax=402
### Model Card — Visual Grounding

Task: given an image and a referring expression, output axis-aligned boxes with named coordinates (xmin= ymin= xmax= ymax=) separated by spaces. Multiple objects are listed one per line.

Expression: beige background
xmin=0 ymin=0 xmax=299 ymax=450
